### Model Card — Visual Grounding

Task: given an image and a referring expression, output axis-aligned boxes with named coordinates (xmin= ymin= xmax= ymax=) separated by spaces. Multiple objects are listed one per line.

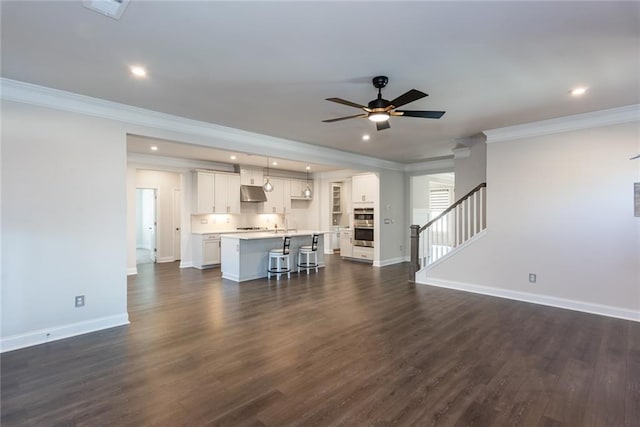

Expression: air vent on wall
xmin=82 ymin=0 xmax=130 ymax=20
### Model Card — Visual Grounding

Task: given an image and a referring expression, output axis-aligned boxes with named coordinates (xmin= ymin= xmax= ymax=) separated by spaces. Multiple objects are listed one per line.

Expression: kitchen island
xmin=221 ymin=231 xmax=325 ymax=282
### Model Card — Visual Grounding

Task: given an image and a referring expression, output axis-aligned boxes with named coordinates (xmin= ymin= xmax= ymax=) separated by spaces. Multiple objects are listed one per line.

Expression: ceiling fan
xmin=322 ymin=76 xmax=445 ymax=131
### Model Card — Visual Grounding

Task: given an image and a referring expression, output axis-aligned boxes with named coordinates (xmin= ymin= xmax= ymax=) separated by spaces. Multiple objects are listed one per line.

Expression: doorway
xmin=172 ymin=188 xmax=181 ymax=261
xmin=136 ymin=188 xmax=157 ymax=264
xmin=410 ymin=173 xmax=455 ymax=226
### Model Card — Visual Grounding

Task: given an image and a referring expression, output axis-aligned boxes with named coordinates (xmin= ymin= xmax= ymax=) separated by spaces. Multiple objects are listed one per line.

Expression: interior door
xmin=136 ymin=188 xmax=157 ymax=264
xmin=173 ymin=188 xmax=181 ymax=261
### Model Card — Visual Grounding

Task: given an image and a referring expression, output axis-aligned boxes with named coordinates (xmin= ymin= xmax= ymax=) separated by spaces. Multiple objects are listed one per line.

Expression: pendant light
xmin=303 ymin=164 xmax=312 ymax=198
xmin=263 ymin=157 xmax=274 ymax=192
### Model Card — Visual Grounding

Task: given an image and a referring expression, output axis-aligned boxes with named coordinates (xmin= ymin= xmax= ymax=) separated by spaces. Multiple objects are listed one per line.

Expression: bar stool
xmin=268 ymin=236 xmax=291 ymax=280
xmin=298 ymin=234 xmax=319 ymax=274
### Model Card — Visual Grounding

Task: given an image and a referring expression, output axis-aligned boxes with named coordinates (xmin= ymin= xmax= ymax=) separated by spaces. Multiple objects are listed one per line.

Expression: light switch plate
xmin=75 ymin=295 xmax=85 ymax=307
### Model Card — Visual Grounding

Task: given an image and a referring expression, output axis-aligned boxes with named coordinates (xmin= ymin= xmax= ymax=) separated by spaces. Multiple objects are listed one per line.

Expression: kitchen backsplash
xmin=191 ymin=203 xmax=308 ymax=233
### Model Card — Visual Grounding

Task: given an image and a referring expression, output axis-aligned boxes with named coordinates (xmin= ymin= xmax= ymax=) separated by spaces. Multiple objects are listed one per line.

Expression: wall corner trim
xmin=0 ymin=313 xmax=130 ymax=353
xmin=127 ymin=267 xmax=138 ymax=276
xmin=484 ymin=104 xmax=640 ymax=143
xmin=418 ymin=278 xmax=640 ymax=322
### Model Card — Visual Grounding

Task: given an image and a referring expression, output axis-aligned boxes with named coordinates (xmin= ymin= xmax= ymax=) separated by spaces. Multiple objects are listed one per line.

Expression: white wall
xmin=377 ymin=170 xmax=407 ymax=265
xmin=1 ymin=101 xmax=129 ymax=351
xmin=454 ymin=139 xmax=487 ymax=196
xmin=135 ymin=169 xmax=181 ymax=263
xmin=425 ymin=121 xmax=640 ymax=319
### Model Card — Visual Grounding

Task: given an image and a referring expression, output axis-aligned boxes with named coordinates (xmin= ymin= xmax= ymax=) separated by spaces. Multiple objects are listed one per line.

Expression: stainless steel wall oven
xmin=353 ymin=207 xmax=374 ymax=247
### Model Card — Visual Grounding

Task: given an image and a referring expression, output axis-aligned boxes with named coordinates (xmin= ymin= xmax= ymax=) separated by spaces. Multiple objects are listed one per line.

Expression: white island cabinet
xmin=221 ymin=231 xmax=325 ymax=282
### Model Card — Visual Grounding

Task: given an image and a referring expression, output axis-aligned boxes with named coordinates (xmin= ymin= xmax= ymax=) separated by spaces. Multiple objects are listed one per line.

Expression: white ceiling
xmin=2 ymin=1 xmax=639 ymax=165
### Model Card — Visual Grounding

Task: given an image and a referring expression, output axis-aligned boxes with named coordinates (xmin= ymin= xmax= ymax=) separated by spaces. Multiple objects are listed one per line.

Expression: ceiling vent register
xmin=82 ymin=0 xmax=130 ymax=20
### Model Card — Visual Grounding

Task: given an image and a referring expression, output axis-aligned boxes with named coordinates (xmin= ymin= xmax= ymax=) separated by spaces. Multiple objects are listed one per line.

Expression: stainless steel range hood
xmin=240 ymin=185 xmax=268 ymax=202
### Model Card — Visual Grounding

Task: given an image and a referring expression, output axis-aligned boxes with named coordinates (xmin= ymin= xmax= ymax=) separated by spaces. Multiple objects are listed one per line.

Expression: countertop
xmin=221 ymin=230 xmax=326 ymax=240
xmin=192 ymin=229 xmax=288 ymax=235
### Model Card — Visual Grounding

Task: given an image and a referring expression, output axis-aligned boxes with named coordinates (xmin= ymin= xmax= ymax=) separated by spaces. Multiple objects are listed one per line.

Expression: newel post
xmin=410 ymin=225 xmax=420 ymax=275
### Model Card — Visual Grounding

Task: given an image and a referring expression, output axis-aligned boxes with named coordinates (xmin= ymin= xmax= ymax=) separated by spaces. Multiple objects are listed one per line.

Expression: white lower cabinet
xmin=339 ymin=229 xmax=353 ymax=258
xmin=193 ymin=234 xmax=221 ymax=268
xmin=352 ymin=245 xmax=373 ymax=261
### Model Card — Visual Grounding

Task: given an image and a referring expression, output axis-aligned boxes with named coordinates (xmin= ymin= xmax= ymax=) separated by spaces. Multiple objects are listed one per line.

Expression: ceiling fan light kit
xmin=323 ymin=75 xmax=445 ymax=131
xmin=368 ymin=112 xmax=390 ymax=122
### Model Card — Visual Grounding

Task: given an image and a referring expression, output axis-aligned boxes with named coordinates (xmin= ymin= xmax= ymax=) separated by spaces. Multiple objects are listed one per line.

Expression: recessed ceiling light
xmin=569 ymin=87 xmax=588 ymax=96
xmin=150 ymin=146 xmax=158 ymax=151
xmin=130 ymin=66 xmax=147 ymax=78
xmin=230 ymin=155 xmax=237 ymax=160
xmin=305 ymin=164 xmax=311 ymax=170
xmin=362 ymin=134 xmax=370 ymax=141
xmin=272 ymin=161 xmax=278 ymax=166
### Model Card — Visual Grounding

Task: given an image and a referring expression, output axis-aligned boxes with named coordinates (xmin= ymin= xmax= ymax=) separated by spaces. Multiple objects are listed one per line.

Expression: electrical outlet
xmin=528 ymin=273 xmax=537 ymax=283
xmin=75 ymin=295 xmax=85 ymax=307
xmin=200 ymin=219 xmax=208 ymax=224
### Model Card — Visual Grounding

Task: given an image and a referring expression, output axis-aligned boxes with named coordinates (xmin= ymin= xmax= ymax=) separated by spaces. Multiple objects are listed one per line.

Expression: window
xmin=429 ymin=188 xmax=452 ymax=219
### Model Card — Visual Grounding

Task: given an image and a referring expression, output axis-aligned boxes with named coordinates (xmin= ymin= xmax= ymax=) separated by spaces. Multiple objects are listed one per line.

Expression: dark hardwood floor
xmin=2 ymin=255 xmax=638 ymax=426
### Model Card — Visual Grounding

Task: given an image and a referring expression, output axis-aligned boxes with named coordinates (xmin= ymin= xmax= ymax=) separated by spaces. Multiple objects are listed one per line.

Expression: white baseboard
xmin=127 ymin=267 xmax=138 ymax=276
xmin=0 ymin=313 xmax=130 ymax=353
xmin=156 ymin=256 xmax=175 ymax=263
xmin=192 ymin=264 xmax=219 ymax=270
xmin=373 ymin=257 xmax=407 ymax=267
xmin=420 ymin=277 xmax=640 ymax=322
xmin=179 ymin=261 xmax=193 ymax=269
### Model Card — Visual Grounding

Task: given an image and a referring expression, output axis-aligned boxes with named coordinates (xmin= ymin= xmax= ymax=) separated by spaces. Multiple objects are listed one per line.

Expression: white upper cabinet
xmin=352 ymin=173 xmax=377 ymax=204
xmin=240 ymin=168 xmax=264 ymax=186
xmin=214 ymin=173 xmax=241 ymax=214
xmin=290 ymin=179 xmax=312 ymax=200
xmin=264 ymin=178 xmax=291 ymax=214
xmin=195 ymin=171 xmax=215 ymax=213
xmin=193 ymin=170 xmax=240 ymax=214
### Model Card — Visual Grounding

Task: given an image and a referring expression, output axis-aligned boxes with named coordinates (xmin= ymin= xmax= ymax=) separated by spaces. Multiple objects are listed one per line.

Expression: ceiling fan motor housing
xmin=368 ymin=98 xmax=390 ymax=110
xmin=372 ymin=75 xmax=389 ymax=89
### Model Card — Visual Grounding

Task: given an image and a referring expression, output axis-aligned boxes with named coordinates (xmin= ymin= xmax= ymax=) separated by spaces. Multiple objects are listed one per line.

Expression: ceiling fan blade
xmin=394 ymin=110 xmax=446 ymax=119
xmin=322 ymin=113 xmax=367 ymax=123
xmin=326 ymin=97 xmax=367 ymax=110
xmin=389 ymin=89 xmax=428 ymax=108
xmin=376 ymin=120 xmax=390 ymax=131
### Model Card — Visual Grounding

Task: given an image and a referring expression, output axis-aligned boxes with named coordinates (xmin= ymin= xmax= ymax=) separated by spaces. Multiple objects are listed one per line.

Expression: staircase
xmin=411 ymin=183 xmax=486 ymax=274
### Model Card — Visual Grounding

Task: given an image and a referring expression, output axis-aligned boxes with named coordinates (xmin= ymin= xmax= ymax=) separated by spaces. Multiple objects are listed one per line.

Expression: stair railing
xmin=410 ymin=182 xmax=486 ymax=273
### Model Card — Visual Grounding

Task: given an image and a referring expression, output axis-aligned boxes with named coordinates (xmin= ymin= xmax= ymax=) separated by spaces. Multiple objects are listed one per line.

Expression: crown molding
xmin=127 ymin=153 xmax=235 ymax=172
xmin=452 ymin=146 xmax=471 ymax=159
xmin=404 ymin=157 xmax=454 ymax=173
xmin=0 ymin=78 xmax=406 ymax=172
xmin=484 ymin=104 xmax=640 ymax=144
